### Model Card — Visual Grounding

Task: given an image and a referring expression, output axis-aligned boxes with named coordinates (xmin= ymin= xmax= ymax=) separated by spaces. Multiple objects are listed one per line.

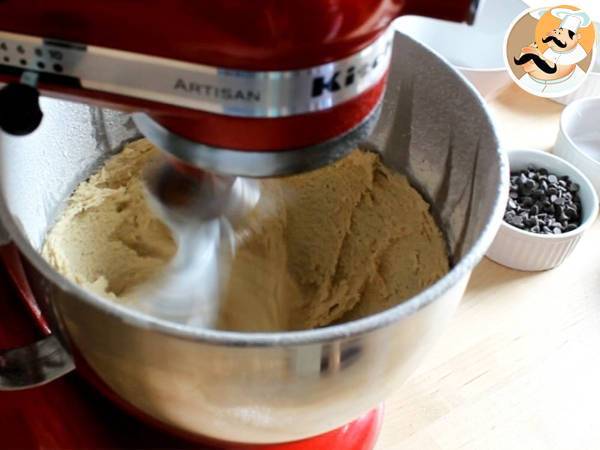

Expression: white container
xmin=553 ymin=72 xmax=600 ymax=105
xmin=486 ymin=149 xmax=598 ymax=271
xmin=393 ymin=0 xmax=524 ymax=98
xmin=554 ymin=97 xmax=600 ymax=197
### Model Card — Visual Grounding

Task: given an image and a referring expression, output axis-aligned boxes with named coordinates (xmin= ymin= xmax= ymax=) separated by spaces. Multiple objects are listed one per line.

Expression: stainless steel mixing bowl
xmin=0 ymin=31 xmax=508 ymax=444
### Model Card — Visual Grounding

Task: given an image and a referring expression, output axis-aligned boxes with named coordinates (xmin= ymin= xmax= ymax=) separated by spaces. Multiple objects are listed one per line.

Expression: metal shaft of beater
xmin=138 ymin=159 xmax=260 ymax=327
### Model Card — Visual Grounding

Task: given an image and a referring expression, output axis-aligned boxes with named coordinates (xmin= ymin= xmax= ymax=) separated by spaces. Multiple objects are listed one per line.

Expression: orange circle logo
xmin=504 ymin=4 xmax=597 ymax=98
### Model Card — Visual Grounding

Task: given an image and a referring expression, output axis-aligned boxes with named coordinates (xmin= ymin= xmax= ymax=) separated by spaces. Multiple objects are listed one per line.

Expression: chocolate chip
xmin=511 ymin=216 xmax=524 ymax=228
xmin=565 ymin=207 xmax=577 ymax=219
xmin=522 ymin=179 xmax=535 ymax=194
xmin=557 ymin=206 xmax=569 ymax=222
xmin=532 ymin=189 xmax=544 ymax=199
xmin=519 ymin=173 xmax=528 ymax=185
xmin=504 ymin=166 xmax=583 ymax=235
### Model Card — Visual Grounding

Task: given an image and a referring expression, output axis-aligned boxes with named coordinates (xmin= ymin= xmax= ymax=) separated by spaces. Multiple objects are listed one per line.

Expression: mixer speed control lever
xmin=0 ymin=75 xmax=43 ymax=136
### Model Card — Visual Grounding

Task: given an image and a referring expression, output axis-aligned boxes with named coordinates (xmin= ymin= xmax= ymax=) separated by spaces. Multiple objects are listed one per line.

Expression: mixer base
xmin=0 ymin=246 xmax=384 ymax=450
xmin=74 ymin=346 xmax=384 ymax=450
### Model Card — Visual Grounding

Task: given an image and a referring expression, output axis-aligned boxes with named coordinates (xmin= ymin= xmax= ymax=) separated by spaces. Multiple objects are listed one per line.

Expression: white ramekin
xmin=486 ymin=149 xmax=599 ymax=271
xmin=553 ymin=97 xmax=600 ymax=198
xmin=552 ymin=72 xmax=600 ymax=105
xmin=393 ymin=0 xmax=524 ymax=98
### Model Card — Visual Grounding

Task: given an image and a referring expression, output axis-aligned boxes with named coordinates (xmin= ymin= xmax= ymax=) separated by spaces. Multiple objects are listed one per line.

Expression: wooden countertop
xmin=377 ymin=85 xmax=600 ymax=450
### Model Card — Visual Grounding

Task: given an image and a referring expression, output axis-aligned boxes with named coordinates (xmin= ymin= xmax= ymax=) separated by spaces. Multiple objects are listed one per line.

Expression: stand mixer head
xmin=0 ymin=0 xmax=478 ymax=327
xmin=0 ymin=0 xmax=478 ymax=171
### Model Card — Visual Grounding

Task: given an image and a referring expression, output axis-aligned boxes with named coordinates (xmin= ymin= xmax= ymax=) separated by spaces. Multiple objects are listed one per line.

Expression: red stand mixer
xmin=0 ymin=2 xmax=479 ymax=449
xmin=0 ymin=0 xmax=477 ymax=174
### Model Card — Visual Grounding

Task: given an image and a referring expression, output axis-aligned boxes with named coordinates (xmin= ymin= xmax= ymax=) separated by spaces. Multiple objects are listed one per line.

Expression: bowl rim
xmin=0 ymin=33 xmax=510 ymax=347
xmin=559 ymin=97 xmax=600 ymax=168
xmin=456 ymin=66 xmax=507 ymax=74
xmin=392 ymin=0 xmax=523 ymax=73
xmin=500 ymin=148 xmax=599 ymax=240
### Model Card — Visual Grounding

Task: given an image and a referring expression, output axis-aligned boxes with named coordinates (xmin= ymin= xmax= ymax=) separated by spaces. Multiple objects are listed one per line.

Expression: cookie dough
xmin=43 ymin=139 xmax=176 ymax=298
xmin=43 ymin=139 xmax=449 ymax=331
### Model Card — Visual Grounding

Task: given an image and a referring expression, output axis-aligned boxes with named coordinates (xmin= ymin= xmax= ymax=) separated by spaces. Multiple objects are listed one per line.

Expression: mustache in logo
xmin=542 ymin=35 xmax=567 ymax=48
xmin=514 ymin=53 xmax=557 ymax=74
